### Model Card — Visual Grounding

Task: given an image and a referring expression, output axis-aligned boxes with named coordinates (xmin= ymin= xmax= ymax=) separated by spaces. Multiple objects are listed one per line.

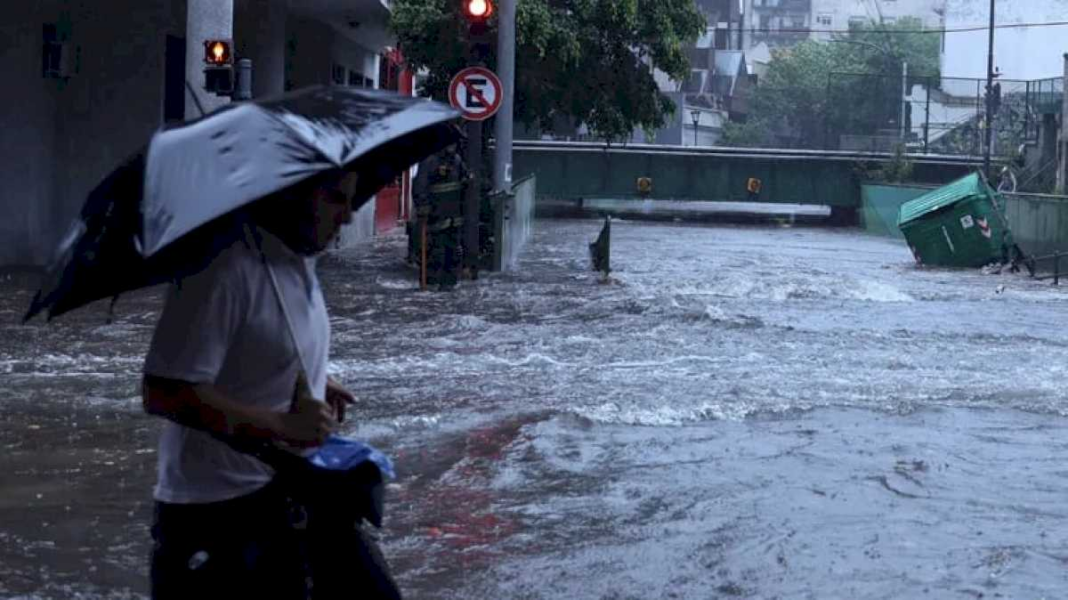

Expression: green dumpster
xmin=897 ymin=172 xmax=1015 ymax=268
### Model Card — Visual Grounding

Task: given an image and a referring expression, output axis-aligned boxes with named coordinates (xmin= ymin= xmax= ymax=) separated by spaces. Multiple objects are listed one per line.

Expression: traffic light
xmin=463 ymin=0 xmax=493 ymax=21
xmin=204 ymin=40 xmax=232 ymax=65
xmin=203 ymin=39 xmax=234 ymax=96
xmin=462 ymin=0 xmax=494 ymax=57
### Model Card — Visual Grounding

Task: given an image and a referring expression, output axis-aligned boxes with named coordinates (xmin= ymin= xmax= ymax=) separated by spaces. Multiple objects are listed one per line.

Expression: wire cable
xmin=746 ymin=21 xmax=1068 ymax=35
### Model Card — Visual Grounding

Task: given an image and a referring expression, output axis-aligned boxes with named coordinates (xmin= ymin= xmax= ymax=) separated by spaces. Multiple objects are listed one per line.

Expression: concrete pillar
xmin=186 ymin=0 xmax=233 ymax=119
xmin=233 ymin=0 xmax=287 ymax=98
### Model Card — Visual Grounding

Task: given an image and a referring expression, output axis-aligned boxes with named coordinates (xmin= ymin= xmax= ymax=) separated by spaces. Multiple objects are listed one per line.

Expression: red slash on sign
xmin=449 ymin=67 xmax=503 ymax=122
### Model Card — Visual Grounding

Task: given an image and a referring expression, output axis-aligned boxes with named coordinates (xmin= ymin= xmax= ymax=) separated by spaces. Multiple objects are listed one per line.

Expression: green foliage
xmin=853 ymin=144 xmax=914 ymax=183
xmin=720 ymin=118 xmax=776 ymax=148
xmin=723 ymin=17 xmax=941 ymax=149
xmin=390 ymin=0 xmax=706 ymax=141
xmin=840 ymin=17 xmax=941 ymax=80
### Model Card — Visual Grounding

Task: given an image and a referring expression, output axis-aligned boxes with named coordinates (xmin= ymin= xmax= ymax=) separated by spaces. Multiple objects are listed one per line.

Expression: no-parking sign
xmin=449 ymin=67 xmax=503 ymax=121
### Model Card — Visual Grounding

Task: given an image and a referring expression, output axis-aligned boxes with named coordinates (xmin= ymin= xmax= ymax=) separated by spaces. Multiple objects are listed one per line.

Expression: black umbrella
xmin=24 ymin=86 xmax=461 ymax=322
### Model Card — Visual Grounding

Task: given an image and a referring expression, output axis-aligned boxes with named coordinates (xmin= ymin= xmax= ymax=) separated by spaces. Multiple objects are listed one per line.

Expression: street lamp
xmin=691 ymin=110 xmax=701 ymax=146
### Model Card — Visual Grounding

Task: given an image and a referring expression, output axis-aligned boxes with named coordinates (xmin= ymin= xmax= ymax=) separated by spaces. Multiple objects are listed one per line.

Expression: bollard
xmin=234 ymin=58 xmax=253 ymax=101
xmin=1056 ymin=252 xmax=1062 ymax=286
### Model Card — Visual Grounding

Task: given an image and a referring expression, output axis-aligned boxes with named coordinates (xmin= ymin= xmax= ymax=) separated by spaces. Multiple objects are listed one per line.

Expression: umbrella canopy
xmin=25 ymin=86 xmax=461 ymax=322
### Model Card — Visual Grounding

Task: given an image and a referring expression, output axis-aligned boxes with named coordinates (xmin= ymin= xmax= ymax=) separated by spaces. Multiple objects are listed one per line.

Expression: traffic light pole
xmin=464 ymin=118 xmax=482 ymax=277
xmin=492 ymin=0 xmax=515 ymax=193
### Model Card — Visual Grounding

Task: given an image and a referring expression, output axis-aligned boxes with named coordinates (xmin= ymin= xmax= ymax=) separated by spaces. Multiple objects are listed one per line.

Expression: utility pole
xmin=900 ymin=61 xmax=908 ymax=142
xmin=983 ymin=0 xmax=996 ymax=178
xmin=1059 ymin=53 xmax=1068 ymax=194
xmin=492 ymin=0 xmax=515 ymax=193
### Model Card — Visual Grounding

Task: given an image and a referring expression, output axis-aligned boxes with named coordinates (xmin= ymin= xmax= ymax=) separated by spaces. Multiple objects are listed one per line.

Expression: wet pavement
xmin=3 ymin=218 xmax=1068 ymax=599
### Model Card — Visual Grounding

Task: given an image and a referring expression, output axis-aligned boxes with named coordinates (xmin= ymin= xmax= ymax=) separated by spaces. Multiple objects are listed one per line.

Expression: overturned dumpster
xmin=897 ymin=172 xmax=1019 ymax=268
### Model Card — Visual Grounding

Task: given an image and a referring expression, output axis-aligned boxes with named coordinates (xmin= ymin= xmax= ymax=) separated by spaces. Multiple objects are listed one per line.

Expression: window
xmin=884 ymin=16 xmax=897 ymax=25
xmin=817 ymin=14 xmax=832 ymax=27
xmin=848 ymin=16 xmax=867 ymax=29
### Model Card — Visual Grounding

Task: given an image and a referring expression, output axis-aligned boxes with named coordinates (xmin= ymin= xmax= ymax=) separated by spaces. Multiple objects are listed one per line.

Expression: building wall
xmin=810 ymin=0 xmax=944 ymax=40
xmin=942 ymin=0 xmax=1068 ymax=80
xmin=0 ymin=0 xmax=185 ymax=267
xmin=0 ymin=4 xmax=60 ymax=266
xmin=234 ymin=0 xmax=287 ymax=97
xmin=56 ymin=0 xmax=186 ymax=236
xmin=285 ymin=15 xmax=388 ymax=246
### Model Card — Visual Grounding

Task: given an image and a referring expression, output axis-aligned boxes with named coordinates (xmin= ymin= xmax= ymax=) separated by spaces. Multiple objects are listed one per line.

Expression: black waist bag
xmin=225 ymin=437 xmax=402 ymax=600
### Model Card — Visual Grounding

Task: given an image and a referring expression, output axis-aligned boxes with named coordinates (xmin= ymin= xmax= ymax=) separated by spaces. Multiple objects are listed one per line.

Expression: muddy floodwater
xmin=3 ymin=219 xmax=1068 ymax=599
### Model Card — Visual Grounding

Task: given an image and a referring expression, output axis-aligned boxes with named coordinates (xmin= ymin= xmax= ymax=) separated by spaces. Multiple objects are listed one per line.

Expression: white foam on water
xmin=376 ymin=277 xmax=416 ymax=290
xmin=600 ymin=354 xmax=724 ymax=370
xmin=573 ymin=400 xmax=762 ymax=426
xmin=486 ymin=353 xmax=573 ymax=368
xmin=454 ymin=315 xmax=489 ymax=330
xmin=848 ymin=279 xmax=915 ymax=302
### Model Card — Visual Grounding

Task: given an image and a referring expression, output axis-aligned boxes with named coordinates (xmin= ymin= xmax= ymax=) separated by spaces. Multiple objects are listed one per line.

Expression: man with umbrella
xmin=24 ymin=86 xmax=461 ymax=598
xmin=142 ymin=169 xmax=374 ymax=598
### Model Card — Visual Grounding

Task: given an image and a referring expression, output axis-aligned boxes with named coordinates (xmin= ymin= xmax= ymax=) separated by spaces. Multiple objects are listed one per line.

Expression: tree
xmin=390 ymin=0 xmax=706 ymax=141
xmin=722 ymin=17 xmax=941 ymax=149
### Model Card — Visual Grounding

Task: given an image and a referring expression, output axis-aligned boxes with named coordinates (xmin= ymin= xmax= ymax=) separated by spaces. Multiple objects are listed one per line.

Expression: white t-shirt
xmin=144 ymin=225 xmax=330 ymax=504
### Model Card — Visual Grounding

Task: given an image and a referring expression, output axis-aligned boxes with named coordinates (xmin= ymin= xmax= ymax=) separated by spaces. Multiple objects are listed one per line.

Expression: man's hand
xmin=325 ymin=376 xmax=356 ymax=424
xmin=271 ymin=370 xmax=337 ymax=447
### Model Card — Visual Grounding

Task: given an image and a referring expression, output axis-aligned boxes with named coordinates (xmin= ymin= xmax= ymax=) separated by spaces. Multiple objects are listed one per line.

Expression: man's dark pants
xmin=150 ymin=479 xmax=401 ymax=599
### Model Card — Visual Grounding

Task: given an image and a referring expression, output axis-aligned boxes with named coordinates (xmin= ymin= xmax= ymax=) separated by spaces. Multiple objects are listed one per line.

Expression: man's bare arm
xmin=142 ymin=375 xmax=335 ymax=447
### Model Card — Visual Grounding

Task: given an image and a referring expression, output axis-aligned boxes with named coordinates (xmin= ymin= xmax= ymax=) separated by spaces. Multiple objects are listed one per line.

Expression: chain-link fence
xmin=735 ymin=73 xmax=1063 ymax=159
xmin=821 ymin=73 xmax=1063 ymax=158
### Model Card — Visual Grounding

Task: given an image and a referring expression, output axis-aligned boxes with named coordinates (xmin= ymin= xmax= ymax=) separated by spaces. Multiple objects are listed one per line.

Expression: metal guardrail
xmin=1032 ymin=251 xmax=1068 ymax=285
xmin=514 ymin=140 xmax=989 ymax=166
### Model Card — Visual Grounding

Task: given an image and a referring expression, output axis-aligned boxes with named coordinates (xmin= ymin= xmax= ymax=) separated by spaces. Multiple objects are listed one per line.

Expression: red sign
xmin=449 ymin=67 xmax=503 ymax=121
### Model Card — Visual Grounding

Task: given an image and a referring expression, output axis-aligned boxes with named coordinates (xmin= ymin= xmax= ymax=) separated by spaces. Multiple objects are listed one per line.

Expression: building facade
xmin=741 ymin=0 xmax=944 ymax=49
xmin=695 ymin=0 xmax=746 ymax=50
xmin=743 ymin=0 xmax=813 ymax=50
xmin=0 ymin=0 xmax=401 ymax=268
xmin=810 ymin=0 xmax=944 ymax=40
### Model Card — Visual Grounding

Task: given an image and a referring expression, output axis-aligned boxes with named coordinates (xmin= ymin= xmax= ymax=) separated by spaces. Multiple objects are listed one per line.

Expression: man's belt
xmin=428 ymin=217 xmax=464 ymax=231
xmin=428 ymin=181 xmax=463 ymax=194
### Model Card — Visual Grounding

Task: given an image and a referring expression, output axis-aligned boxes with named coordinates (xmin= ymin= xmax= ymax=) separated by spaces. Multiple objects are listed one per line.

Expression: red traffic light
xmin=203 ymin=40 xmax=232 ymax=65
xmin=464 ymin=0 xmax=493 ymax=20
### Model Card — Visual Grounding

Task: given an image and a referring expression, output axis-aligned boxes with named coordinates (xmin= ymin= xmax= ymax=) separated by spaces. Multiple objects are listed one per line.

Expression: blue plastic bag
xmin=308 ymin=435 xmax=395 ymax=480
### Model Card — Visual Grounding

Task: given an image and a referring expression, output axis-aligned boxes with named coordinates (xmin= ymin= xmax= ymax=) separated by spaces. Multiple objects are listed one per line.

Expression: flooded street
xmin=4 ymin=218 xmax=1068 ymax=599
